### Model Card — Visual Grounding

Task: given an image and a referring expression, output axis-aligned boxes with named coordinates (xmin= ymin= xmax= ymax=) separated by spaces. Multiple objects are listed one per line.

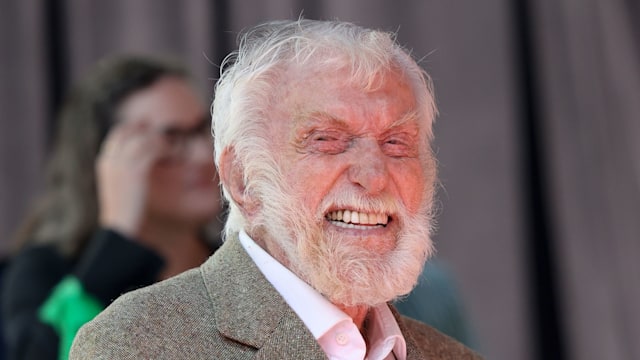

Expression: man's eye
xmin=305 ymin=132 xmax=349 ymax=154
xmin=383 ymin=137 xmax=415 ymax=157
xmin=384 ymin=137 xmax=408 ymax=147
xmin=313 ymin=135 xmax=337 ymax=142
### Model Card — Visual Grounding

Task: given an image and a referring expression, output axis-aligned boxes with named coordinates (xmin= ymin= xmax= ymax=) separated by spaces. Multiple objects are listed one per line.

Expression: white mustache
xmin=319 ymin=193 xmax=400 ymax=219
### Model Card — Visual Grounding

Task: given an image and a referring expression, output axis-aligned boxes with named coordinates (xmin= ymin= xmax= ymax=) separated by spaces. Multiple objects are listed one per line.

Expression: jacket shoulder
xmin=70 ymin=266 xmax=255 ymax=359
xmin=400 ymin=316 xmax=484 ymax=360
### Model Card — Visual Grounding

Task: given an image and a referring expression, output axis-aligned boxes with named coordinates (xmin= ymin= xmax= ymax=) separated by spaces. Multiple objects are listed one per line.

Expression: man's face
xmin=252 ymin=64 xmax=436 ymax=306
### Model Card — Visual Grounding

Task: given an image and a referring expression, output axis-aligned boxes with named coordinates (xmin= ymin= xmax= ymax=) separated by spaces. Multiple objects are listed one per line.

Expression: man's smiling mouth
xmin=325 ymin=210 xmax=390 ymax=229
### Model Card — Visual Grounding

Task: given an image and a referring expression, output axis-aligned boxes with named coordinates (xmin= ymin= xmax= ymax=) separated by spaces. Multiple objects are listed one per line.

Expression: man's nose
xmin=347 ymin=139 xmax=389 ymax=194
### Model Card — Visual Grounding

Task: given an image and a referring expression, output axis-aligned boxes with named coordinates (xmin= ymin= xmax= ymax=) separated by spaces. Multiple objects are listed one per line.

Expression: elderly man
xmin=70 ymin=19 xmax=482 ymax=359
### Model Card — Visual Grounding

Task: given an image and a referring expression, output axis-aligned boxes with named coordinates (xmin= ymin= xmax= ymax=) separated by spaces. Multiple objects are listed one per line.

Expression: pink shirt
xmin=239 ymin=231 xmax=407 ymax=360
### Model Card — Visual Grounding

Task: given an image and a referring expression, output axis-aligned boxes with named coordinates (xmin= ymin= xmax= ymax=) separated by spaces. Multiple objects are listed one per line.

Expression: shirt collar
xmin=366 ymin=305 xmax=407 ymax=360
xmin=238 ymin=230 xmax=406 ymax=360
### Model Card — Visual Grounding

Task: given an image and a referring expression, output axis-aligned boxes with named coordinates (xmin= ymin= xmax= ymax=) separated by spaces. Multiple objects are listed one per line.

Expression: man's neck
xmin=337 ymin=304 xmax=370 ymax=331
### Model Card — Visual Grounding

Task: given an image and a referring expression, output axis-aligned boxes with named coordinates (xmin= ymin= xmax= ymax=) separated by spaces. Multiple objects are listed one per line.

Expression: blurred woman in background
xmin=1 ymin=56 xmax=222 ymax=360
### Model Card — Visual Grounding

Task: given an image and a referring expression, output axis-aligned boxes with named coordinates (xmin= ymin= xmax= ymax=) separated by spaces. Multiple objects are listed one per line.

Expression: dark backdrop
xmin=1 ymin=1 xmax=638 ymax=360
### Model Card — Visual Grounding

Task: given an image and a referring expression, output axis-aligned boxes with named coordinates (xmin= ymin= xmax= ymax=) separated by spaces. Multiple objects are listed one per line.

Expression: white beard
xmin=250 ymin=179 xmax=435 ymax=307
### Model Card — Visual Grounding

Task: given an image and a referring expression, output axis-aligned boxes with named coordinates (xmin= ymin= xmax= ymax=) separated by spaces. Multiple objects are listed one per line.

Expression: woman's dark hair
xmin=14 ymin=56 xmax=190 ymax=256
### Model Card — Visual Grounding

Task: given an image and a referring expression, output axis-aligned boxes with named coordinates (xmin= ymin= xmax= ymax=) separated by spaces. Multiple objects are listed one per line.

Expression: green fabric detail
xmin=38 ymin=276 xmax=104 ymax=360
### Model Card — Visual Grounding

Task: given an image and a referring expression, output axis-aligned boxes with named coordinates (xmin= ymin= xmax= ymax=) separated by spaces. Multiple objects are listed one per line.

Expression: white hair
xmin=211 ymin=18 xmax=437 ymax=240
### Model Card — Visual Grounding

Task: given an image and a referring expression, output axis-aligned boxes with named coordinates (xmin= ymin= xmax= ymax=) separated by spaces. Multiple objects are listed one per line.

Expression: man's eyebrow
xmin=292 ymin=109 xmax=421 ymax=134
xmin=293 ymin=111 xmax=350 ymax=129
xmin=386 ymin=110 xmax=421 ymax=130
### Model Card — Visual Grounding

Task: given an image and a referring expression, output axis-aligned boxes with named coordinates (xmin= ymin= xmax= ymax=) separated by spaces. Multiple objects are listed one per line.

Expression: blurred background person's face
xmin=117 ymin=76 xmax=220 ymax=227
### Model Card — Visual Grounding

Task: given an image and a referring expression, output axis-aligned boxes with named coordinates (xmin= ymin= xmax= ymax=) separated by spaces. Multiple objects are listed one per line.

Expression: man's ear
xmin=219 ymin=147 xmax=259 ymax=217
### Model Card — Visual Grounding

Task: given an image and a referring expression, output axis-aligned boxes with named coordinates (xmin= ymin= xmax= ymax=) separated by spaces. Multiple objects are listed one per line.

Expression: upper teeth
xmin=326 ymin=210 xmax=389 ymax=225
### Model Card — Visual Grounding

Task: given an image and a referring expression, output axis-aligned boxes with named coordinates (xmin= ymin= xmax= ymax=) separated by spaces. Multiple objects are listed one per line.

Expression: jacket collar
xmin=201 ymin=233 xmax=426 ymax=360
xmin=202 ymin=233 xmax=326 ymax=359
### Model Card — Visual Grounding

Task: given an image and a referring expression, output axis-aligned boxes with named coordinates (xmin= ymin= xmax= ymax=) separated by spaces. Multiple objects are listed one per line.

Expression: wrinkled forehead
xmin=273 ymin=56 xmax=432 ymax=127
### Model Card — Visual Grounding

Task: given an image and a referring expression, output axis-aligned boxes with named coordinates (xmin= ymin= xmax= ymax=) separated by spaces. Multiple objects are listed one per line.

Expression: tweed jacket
xmin=70 ymin=234 xmax=483 ymax=359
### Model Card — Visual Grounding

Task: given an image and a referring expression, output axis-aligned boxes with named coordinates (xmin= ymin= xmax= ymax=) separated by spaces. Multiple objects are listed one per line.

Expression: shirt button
xmin=335 ymin=333 xmax=349 ymax=345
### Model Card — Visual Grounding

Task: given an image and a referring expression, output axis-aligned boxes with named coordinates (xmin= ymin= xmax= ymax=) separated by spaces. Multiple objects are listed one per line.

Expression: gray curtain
xmin=0 ymin=1 xmax=637 ymax=359
xmin=533 ymin=0 xmax=640 ymax=359
xmin=0 ymin=0 xmax=49 ymax=255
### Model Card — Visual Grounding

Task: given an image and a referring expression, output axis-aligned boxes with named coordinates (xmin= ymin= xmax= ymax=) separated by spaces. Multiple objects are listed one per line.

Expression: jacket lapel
xmin=202 ymin=234 xmax=326 ymax=359
xmin=390 ymin=305 xmax=427 ymax=360
xmin=254 ymin=311 xmax=327 ymax=360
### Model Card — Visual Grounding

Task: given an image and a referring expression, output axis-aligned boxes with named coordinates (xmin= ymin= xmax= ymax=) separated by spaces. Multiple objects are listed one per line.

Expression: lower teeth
xmin=330 ymin=220 xmax=383 ymax=229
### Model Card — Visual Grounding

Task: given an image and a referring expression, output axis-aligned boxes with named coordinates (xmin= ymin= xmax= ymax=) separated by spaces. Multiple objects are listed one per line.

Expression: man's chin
xmin=321 ymin=275 xmax=420 ymax=308
xmin=300 ymin=251 xmax=424 ymax=307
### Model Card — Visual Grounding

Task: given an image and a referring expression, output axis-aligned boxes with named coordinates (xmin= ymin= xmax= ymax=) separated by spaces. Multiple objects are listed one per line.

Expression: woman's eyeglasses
xmin=160 ymin=118 xmax=211 ymax=159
